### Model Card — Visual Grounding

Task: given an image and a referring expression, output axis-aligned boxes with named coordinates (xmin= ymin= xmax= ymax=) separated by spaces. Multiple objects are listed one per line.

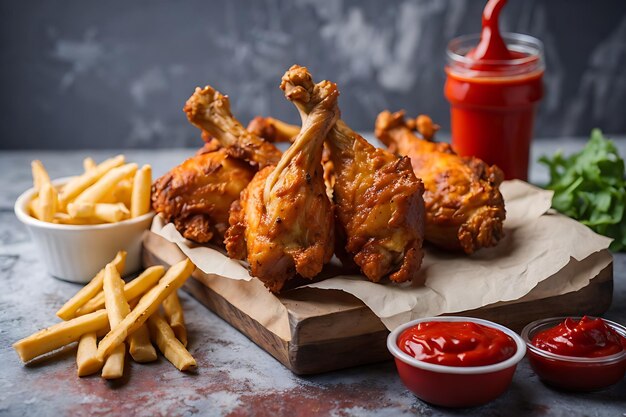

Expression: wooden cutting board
xmin=142 ymin=231 xmax=613 ymax=375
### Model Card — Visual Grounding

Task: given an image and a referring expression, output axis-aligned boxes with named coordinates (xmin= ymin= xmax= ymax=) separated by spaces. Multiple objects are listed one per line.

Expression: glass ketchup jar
xmin=444 ymin=0 xmax=544 ymax=181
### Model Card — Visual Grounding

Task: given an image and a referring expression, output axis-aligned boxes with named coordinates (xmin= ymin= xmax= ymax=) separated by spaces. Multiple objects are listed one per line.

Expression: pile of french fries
xmin=29 ymin=155 xmax=152 ymax=224
xmin=13 ymin=251 xmax=197 ymax=379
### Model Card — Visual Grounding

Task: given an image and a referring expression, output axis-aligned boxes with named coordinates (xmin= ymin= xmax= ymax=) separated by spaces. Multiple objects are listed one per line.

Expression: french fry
xmin=83 ymin=157 xmax=97 ymax=172
xmin=128 ymin=324 xmax=157 ymax=363
xmin=56 ymin=251 xmax=127 ymax=320
xmin=29 ymin=160 xmax=52 ymax=221
xmin=77 ymin=265 xmax=165 ymax=316
xmin=163 ymin=292 xmax=187 ymax=347
xmin=67 ymin=202 xmax=95 ymax=219
xmin=38 ymin=182 xmax=58 ymax=222
xmin=59 ymin=155 xmax=125 ymax=207
xmin=96 ymin=202 xmax=130 ymax=222
xmin=75 ymin=163 xmax=138 ymax=205
xmin=101 ymin=263 xmax=131 ymax=379
xmin=96 ymin=259 xmax=195 ymax=361
xmin=67 ymin=202 xmax=130 ymax=223
xmin=13 ymin=309 xmax=109 ymax=363
xmin=31 ymin=160 xmax=51 ymax=191
xmin=101 ymin=344 xmax=126 ymax=379
xmin=52 ymin=212 xmax=100 ymax=225
xmin=28 ymin=196 xmax=44 ymax=221
xmin=131 ymin=164 xmax=152 ymax=218
xmin=103 ymin=263 xmax=131 ymax=326
xmin=113 ymin=178 xmax=133 ymax=208
xmin=99 ymin=178 xmax=132 ymax=205
xmin=148 ymin=313 xmax=196 ymax=371
xmin=76 ymin=332 xmax=103 ymax=377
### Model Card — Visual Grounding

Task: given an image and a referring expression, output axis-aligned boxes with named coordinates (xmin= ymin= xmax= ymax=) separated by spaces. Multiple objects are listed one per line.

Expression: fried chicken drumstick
xmin=151 ymin=147 xmax=255 ymax=243
xmin=225 ymin=67 xmax=338 ymax=292
xmin=329 ymin=121 xmax=425 ymax=283
xmin=280 ymin=66 xmax=426 ymax=283
xmin=152 ymin=85 xmax=280 ymax=243
xmin=375 ymin=111 xmax=505 ymax=254
xmin=184 ymin=86 xmax=282 ymax=168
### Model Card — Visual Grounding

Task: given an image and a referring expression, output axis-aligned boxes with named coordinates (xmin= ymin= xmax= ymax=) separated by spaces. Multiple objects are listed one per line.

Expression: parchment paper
xmin=150 ymin=180 xmax=613 ymax=331
xmin=151 ymin=216 xmax=252 ymax=281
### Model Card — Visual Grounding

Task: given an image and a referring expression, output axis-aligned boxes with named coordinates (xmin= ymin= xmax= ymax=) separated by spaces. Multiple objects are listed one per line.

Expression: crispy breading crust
xmin=376 ymin=110 xmax=505 ymax=254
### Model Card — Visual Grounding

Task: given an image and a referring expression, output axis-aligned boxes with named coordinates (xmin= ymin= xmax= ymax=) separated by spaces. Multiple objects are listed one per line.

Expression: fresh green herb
xmin=539 ymin=129 xmax=626 ymax=251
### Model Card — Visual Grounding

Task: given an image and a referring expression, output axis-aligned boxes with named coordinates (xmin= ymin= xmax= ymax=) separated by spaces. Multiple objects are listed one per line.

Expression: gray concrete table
xmin=1 ymin=138 xmax=625 ymax=417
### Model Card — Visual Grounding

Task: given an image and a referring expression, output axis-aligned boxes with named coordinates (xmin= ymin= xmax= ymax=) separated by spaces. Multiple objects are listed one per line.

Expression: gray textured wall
xmin=1 ymin=0 xmax=625 ymax=150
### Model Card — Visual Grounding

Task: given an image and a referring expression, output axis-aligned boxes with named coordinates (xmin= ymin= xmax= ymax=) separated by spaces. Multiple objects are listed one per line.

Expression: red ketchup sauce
xmin=397 ymin=321 xmax=517 ymax=367
xmin=532 ymin=316 xmax=625 ymax=358
xmin=526 ymin=317 xmax=626 ymax=391
xmin=444 ymin=0 xmax=544 ymax=180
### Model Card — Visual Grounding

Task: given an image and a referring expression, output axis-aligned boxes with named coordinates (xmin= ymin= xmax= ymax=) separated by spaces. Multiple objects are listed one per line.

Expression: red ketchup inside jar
xmin=444 ymin=0 xmax=544 ymax=181
xmin=532 ymin=316 xmax=626 ymax=358
xmin=397 ymin=321 xmax=517 ymax=367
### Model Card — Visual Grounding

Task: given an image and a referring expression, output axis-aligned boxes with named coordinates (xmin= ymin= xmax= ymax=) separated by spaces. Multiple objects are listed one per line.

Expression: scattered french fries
xmin=103 ymin=264 xmax=131 ymax=327
xmin=101 ymin=344 xmax=126 ymax=380
xmin=128 ymin=324 xmax=158 ymax=363
xmin=103 ymin=264 xmax=158 ymax=364
xmin=13 ymin=310 xmax=109 ymax=363
xmin=76 ymin=332 xmax=103 ymax=377
xmin=27 ymin=155 xmax=151 ymax=225
xmin=148 ymin=314 xmax=196 ymax=371
xmin=163 ymin=292 xmax=188 ymax=347
xmin=101 ymin=263 xmax=131 ymax=379
xmin=96 ymin=259 xmax=195 ymax=361
xmin=13 ymin=254 xmax=197 ymax=382
xmin=56 ymin=251 xmax=127 ymax=320
xmin=76 ymin=265 xmax=165 ymax=316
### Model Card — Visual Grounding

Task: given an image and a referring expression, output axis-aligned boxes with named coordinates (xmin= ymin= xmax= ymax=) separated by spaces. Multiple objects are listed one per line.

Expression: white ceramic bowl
xmin=14 ymin=177 xmax=155 ymax=283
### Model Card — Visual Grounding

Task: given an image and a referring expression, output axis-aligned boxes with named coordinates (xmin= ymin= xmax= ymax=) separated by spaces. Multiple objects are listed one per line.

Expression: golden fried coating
xmin=152 ymin=149 xmax=255 ymax=244
xmin=195 ymin=138 xmax=222 ymax=155
xmin=375 ymin=111 xmax=505 ymax=254
xmin=225 ymin=66 xmax=338 ymax=292
xmin=184 ymin=86 xmax=282 ymax=168
xmin=276 ymin=66 xmax=426 ymax=283
xmin=153 ymin=84 xmax=282 ymax=245
xmin=329 ymin=119 xmax=426 ymax=283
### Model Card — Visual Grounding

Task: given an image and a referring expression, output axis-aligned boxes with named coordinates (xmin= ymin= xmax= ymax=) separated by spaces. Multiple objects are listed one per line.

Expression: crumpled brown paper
xmin=151 ymin=216 xmax=252 ymax=281
xmin=150 ymin=180 xmax=612 ymax=331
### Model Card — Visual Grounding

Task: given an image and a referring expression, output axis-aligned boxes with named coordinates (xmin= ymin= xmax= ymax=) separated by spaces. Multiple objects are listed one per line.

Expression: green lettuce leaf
xmin=539 ymin=129 xmax=626 ymax=251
